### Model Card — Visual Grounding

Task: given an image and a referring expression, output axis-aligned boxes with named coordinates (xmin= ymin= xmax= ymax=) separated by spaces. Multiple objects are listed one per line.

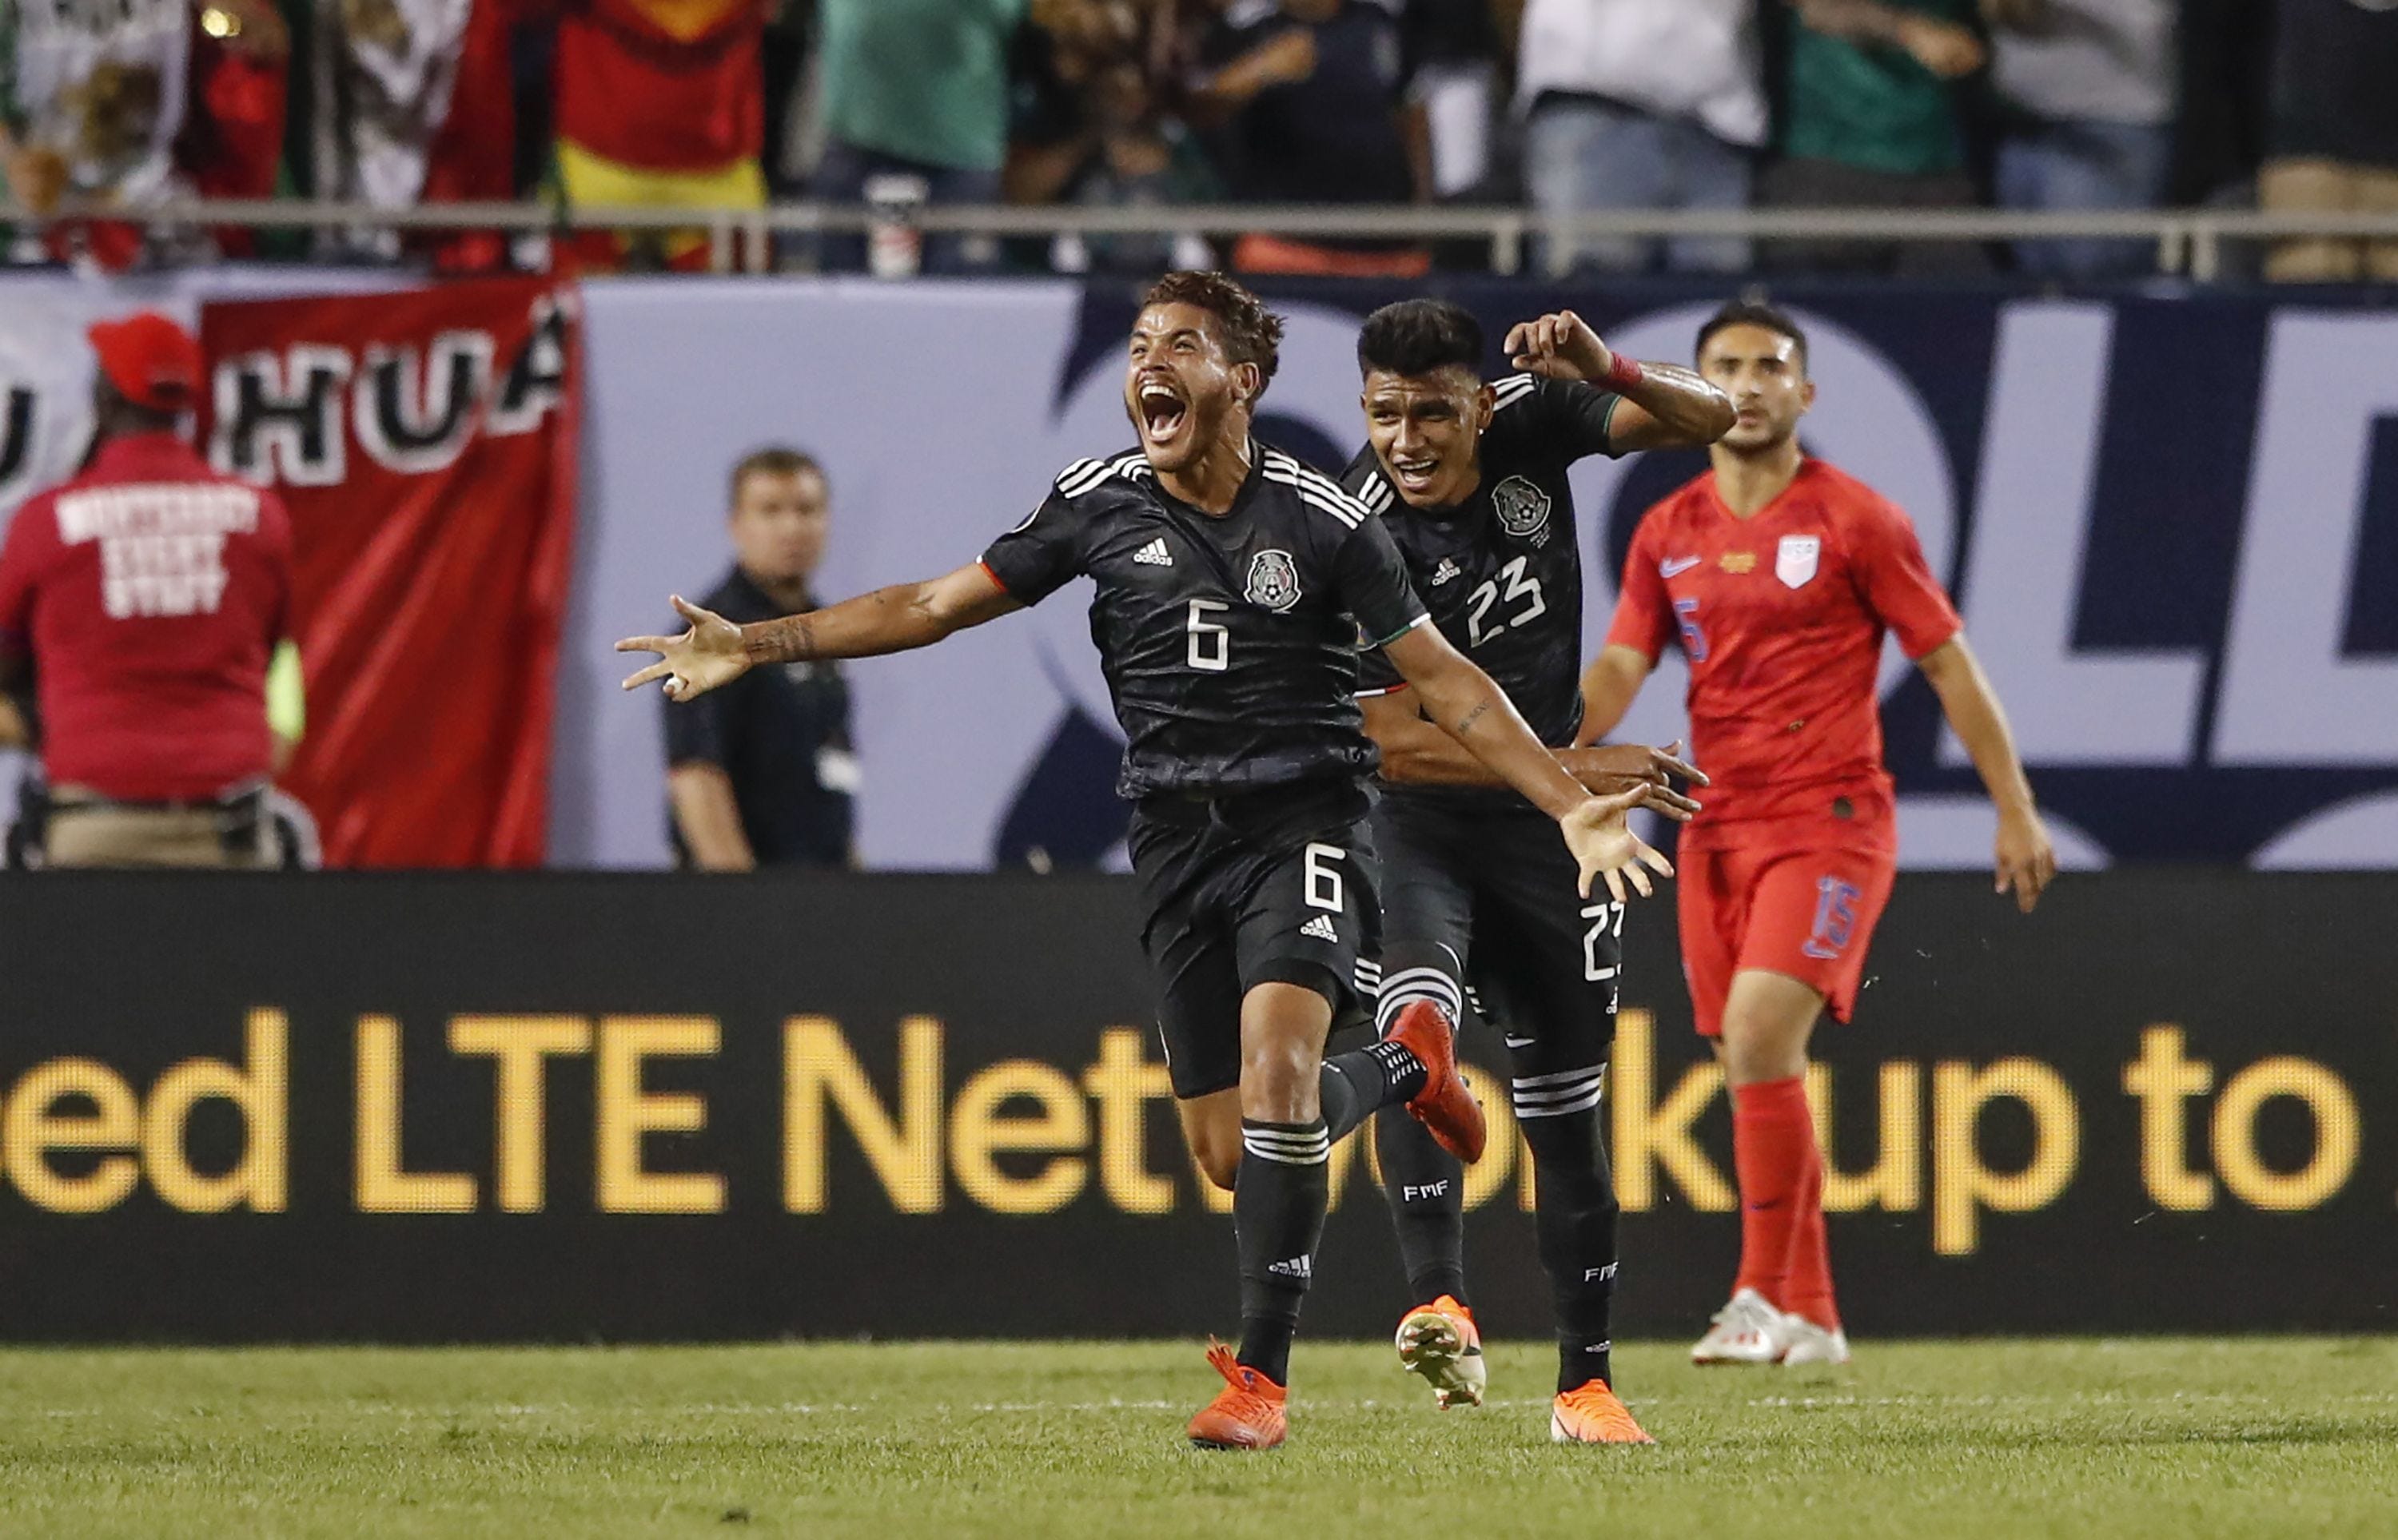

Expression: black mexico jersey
xmin=1344 ymin=374 xmax=1621 ymax=748
xmin=982 ymin=442 xmax=1430 ymax=799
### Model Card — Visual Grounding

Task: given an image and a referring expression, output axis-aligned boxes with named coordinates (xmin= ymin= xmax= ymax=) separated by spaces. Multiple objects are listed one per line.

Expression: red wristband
xmin=1606 ymin=352 xmax=1645 ymax=392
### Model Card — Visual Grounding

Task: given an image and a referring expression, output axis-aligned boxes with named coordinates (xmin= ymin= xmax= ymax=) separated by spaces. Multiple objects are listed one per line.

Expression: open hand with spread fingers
xmin=617 ymin=595 xmax=752 ymax=702
xmin=1504 ymin=310 xmax=1615 ymax=384
xmin=1559 ymin=785 xmax=1676 ymax=902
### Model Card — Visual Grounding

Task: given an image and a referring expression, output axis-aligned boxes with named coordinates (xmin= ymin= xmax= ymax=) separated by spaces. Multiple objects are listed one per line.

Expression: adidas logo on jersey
xmin=1267 ymin=1255 xmax=1313 ymax=1280
xmin=1299 ymin=915 xmax=1339 ymax=942
xmin=1429 ymin=559 xmax=1461 ymax=587
xmin=1133 ymin=538 xmax=1173 ymax=567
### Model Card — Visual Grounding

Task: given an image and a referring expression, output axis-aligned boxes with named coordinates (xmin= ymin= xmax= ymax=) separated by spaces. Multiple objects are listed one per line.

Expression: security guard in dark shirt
xmin=663 ymin=448 xmax=856 ymax=868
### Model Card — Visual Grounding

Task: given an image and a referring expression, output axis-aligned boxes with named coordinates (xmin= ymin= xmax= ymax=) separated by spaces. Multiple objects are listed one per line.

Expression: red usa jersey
xmin=1606 ymin=459 xmax=1959 ymax=846
xmin=0 ymin=432 xmax=292 ymax=802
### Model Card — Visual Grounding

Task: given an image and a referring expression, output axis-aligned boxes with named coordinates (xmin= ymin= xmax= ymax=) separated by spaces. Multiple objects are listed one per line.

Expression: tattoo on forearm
xmin=744 ymin=612 xmax=817 ymax=667
xmin=1455 ymin=702 xmax=1491 ymax=734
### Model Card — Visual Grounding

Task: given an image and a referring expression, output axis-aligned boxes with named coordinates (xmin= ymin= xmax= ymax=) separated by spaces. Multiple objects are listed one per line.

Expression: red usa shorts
xmin=1677 ymin=839 xmax=1897 ymax=1037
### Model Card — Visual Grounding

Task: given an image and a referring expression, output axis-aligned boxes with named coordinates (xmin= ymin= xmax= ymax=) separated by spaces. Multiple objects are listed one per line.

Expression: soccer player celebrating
xmin=619 ymin=272 xmax=1671 ymax=1451
xmin=1587 ymin=300 xmax=2057 ymax=1368
xmin=1338 ymin=300 xmax=1733 ymax=1443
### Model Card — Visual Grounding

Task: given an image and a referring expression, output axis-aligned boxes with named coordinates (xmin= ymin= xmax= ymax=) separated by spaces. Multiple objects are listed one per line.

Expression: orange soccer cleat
xmin=1550 ymin=1379 xmax=1655 ymax=1445
xmin=1384 ymin=999 xmax=1487 ymax=1163
xmin=1186 ymin=1339 xmax=1288 ymax=1450
xmin=1395 ymin=1295 xmax=1487 ymax=1408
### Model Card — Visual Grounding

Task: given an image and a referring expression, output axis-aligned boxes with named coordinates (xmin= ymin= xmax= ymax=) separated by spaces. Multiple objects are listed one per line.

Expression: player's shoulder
xmin=1488 ymin=372 xmax=1544 ymax=420
xmin=1336 ymin=445 xmax=1398 ymax=515
xmin=1255 ymin=441 xmax=1376 ymax=534
xmin=1638 ymin=469 xmax=1717 ymax=529
xmin=1049 ymin=448 xmax=1157 ymax=504
xmin=1798 ymin=459 xmax=1909 ymax=527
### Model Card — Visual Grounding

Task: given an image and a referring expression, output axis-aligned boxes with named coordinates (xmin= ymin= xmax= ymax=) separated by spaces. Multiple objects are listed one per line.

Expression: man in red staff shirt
xmin=1584 ymin=299 xmax=2055 ymax=1367
xmin=0 ymin=312 xmax=294 ymax=869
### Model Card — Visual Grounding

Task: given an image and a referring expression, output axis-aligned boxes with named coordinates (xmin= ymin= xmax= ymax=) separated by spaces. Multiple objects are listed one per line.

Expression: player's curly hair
xmin=1356 ymin=299 xmax=1484 ymax=379
xmin=1141 ymin=271 xmax=1284 ymax=400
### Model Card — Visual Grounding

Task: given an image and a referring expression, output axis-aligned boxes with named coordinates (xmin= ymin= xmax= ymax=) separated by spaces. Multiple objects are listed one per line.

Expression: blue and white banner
xmin=560 ymin=277 xmax=2398 ymax=873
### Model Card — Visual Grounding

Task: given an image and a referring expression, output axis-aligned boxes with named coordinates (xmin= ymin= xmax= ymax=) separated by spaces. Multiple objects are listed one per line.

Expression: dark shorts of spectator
xmin=1758 ymin=157 xmax=1990 ymax=277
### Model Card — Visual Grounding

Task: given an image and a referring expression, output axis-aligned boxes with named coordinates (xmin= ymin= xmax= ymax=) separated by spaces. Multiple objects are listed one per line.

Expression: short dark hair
xmin=1141 ymin=270 xmax=1284 ymax=397
xmin=728 ymin=445 xmax=824 ymax=507
xmin=1696 ymin=299 xmax=1809 ymax=373
xmin=1356 ymin=299 xmax=1484 ymax=380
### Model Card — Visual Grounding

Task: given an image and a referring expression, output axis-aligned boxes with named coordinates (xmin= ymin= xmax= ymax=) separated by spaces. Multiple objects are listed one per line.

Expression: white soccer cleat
xmin=1690 ymin=1287 xmax=1788 ymax=1366
xmin=1779 ymin=1317 xmax=1851 ymax=1367
xmin=1394 ymin=1295 xmax=1487 ymax=1409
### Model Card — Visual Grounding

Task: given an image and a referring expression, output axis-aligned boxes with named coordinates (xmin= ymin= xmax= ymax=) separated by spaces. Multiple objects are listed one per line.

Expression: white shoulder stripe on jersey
xmin=1294 ymin=461 xmax=1373 ymax=519
xmin=1109 ymin=451 xmax=1153 ymax=480
xmin=1258 ymin=460 xmax=1364 ymax=529
xmin=1492 ymin=374 xmax=1538 ymax=412
xmin=1056 ymin=458 xmax=1113 ymax=498
xmin=1262 ymin=452 xmax=1374 ymax=526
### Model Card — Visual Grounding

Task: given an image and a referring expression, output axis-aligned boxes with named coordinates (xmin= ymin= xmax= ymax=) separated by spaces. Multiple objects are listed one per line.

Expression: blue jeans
xmin=1996 ymin=119 xmax=2172 ymax=280
xmin=1524 ymin=96 xmax=1754 ymax=276
xmin=808 ymin=137 xmax=1003 ymax=275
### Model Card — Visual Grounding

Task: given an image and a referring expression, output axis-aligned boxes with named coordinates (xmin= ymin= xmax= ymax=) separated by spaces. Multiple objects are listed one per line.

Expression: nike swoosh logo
xmin=1659 ymin=556 xmax=1702 ymax=578
xmin=1503 ymin=1035 xmax=1536 ymax=1049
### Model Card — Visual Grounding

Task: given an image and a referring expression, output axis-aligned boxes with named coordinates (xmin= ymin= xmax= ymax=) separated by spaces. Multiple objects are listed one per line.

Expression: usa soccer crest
xmin=1492 ymin=476 xmax=1552 ymax=544
xmin=1776 ymin=535 xmax=1821 ymax=589
xmin=1245 ymin=548 xmax=1302 ymax=611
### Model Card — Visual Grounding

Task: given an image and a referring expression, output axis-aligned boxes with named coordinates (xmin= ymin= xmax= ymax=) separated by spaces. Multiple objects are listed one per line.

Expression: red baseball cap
xmin=87 ymin=312 xmax=202 ymax=412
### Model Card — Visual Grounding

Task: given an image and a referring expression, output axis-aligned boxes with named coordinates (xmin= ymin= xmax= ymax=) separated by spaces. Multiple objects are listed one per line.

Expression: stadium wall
xmin=1 ymin=869 xmax=2389 ymax=1342
xmin=11 ymin=274 xmax=2398 ymax=876
xmin=559 ymin=279 xmax=2398 ymax=874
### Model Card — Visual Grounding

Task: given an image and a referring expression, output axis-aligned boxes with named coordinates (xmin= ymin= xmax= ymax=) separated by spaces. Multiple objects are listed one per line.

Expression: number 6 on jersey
xmin=1187 ymin=598 xmax=1229 ymax=671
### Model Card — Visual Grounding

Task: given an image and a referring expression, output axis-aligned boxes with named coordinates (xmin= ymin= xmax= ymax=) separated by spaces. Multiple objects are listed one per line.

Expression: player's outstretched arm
xmin=619 ymin=562 xmax=1019 ymax=702
xmin=1382 ymin=623 xmax=1674 ymax=902
xmin=1504 ymin=310 xmax=1735 ymax=451
xmin=1360 ymin=690 xmax=1702 ymax=818
xmin=1917 ymin=635 xmax=2057 ymax=913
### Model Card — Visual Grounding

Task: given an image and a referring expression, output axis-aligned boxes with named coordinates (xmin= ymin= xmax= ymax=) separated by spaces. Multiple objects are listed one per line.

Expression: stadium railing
xmin=10 ymin=199 xmax=2398 ymax=281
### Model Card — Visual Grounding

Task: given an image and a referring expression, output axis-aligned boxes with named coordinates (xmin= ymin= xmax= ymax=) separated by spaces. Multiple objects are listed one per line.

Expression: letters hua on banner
xmin=198 ymin=276 xmax=581 ymax=868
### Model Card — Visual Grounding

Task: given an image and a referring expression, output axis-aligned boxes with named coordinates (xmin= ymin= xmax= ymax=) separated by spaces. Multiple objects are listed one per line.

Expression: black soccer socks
xmin=1374 ymin=1103 xmax=1468 ymax=1306
xmin=1318 ymin=1035 xmax=1429 ymax=1144
xmin=1233 ymin=1116 xmax=1331 ymax=1386
xmin=1518 ymin=1092 xmax=1622 ymax=1393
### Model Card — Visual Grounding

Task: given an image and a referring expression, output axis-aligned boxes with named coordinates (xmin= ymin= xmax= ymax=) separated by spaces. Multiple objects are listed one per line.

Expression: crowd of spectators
xmin=0 ymin=1 xmax=2392 ymax=281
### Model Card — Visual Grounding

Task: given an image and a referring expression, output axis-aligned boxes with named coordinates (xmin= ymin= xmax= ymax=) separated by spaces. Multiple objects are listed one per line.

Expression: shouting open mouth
xmin=1137 ymin=377 xmax=1189 ymax=448
xmin=1388 ymin=451 xmax=1444 ymax=498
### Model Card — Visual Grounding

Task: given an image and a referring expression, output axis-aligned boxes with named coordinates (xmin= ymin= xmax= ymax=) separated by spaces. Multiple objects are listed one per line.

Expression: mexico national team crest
xmin=1492 ymin=475 xmax=1552 ymax=544
xmin=1776 ymin=535 xmax=1822 ymax=589
xmin=1246 ymin=548 xmax=1302 ymax=611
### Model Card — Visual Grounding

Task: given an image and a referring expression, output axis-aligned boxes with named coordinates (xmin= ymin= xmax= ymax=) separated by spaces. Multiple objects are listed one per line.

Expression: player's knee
xmin=1719 ymin=1012 xmax=1809 ymax=1084
xmin=1240 ymin=1039 xmax=1320 ymax=1122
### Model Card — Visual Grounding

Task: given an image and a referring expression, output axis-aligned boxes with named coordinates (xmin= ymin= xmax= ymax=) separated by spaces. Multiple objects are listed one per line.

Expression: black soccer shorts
xmin=1370 ymin=789 xmax=1623 ymax=1105
xmin=1127 ymin=779 xmax=1382 ymax=1100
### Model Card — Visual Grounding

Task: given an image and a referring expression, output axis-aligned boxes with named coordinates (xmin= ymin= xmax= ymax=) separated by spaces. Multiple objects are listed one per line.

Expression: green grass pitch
xmin=0 ymin=1339 xmax=2391 ymax=1538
